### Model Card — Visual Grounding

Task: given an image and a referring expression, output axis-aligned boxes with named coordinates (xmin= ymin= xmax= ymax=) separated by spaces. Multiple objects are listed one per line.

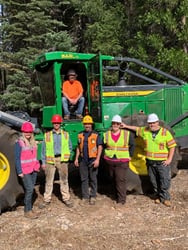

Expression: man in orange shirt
xmin=62 ymin=69 xmax=85 ymax=120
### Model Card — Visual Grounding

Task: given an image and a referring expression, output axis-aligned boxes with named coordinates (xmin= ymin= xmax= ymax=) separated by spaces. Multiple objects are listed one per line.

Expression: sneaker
xmin=24 ymin=210 xmax=38 ymax=219
xmin=63 ymin=200 xmax=73 ymax=208
xmin=163 ymin=200 xmax=171 ymax=207
xmin=89 ymin=197 xmax=96 ymax=205
xmin=38 ymin=201 xmax=50 ymax=209
xmin=76 ymin=114 xmax=83 ymax=119
xmin=154 ymin=199 xmax=161 ymax=204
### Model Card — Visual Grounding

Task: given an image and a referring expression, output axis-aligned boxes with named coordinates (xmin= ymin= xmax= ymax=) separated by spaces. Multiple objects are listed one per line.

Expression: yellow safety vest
xmin=137 ymin=127 xmax=176 ymax=160
xmin=104 ymin=129 xmax=130 ymax=159
xmin=45 ymin=130 xmax=70 ymax=163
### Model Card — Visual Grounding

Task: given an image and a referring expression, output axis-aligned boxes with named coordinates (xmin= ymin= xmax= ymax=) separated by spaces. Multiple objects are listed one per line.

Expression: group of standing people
xmin=15 ymin=112 xmax=176 ymax=219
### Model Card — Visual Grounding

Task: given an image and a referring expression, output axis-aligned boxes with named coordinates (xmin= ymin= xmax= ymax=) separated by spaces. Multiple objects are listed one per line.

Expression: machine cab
xmin=32 ymin=52 xmax=105 ymax=129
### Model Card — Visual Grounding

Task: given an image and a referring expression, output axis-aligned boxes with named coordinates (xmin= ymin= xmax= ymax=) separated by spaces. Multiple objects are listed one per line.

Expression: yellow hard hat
xmin=82 ymin=115 xmax=93 ymax=124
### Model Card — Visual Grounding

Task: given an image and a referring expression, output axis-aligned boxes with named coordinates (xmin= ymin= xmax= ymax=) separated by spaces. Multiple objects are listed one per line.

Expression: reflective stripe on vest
xmin=45 ymin=130 xmax=70 ymax=163
xmin=104 ymin=130 xmax=130 ymax=159
xmin=18 ymin=139 xmax=40 ymax=174
xmin=138 ymin=127 xmax=176 ymax=160
xmin=78 ymin=132 xmax=98 ymax=158
xmin=146 ymin=152 xmax=168 ymax=159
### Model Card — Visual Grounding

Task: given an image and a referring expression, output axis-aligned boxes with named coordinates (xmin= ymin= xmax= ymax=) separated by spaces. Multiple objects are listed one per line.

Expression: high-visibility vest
xmin=103 ymin=130 xmax=130 ymax=159
xmin=78 ymin=132 xmax=98 ymax=158
xmin=45 ymin=130 xmax=70 ymax=163
xmin=18 ymin=139 xmax=40 ymax=174
xmin=137 ymin=127 xmax=176 ymax=160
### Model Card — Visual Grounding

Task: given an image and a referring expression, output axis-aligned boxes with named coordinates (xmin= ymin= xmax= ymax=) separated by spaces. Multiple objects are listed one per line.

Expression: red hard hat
xmin=21 ymin=122 xmax=34 ymax=133
xmin=51 ymin=114 xmax=63 ymax=123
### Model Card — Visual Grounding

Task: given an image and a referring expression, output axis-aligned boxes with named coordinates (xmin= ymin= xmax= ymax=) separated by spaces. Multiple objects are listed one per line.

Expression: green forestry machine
xmin=0 ymin=51 xmax=188 ymax=212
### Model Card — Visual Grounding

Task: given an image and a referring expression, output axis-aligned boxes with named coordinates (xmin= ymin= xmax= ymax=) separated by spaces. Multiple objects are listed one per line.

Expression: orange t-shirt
xmin=62 ymin=80 xmax=83 ymax=99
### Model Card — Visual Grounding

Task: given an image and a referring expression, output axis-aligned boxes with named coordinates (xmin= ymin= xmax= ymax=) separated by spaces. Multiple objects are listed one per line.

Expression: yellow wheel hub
xmin=129 ymin=137 xmax=148 ymax=175
xmin=0 ymin=152 xmax=10 ymax=190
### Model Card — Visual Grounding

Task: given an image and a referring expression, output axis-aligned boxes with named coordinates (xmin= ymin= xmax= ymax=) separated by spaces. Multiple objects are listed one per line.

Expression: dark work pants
xmin=105 ymin=159 xmax=128 ymax=204
xmin=22 ymin=172 xmax=37 ymax=212
xmin=79 ymin=160 xmax=98 ymax=199
xmin=146 ymin=160 xmax=171 ymax=201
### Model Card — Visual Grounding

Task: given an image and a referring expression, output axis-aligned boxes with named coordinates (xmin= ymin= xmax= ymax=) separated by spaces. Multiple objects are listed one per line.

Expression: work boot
xmin=32 ymin=210 xmax=40 ymax=217
xmin=115 ymin=202 xmax=126 ymax=210
xmin=79 ymin=198 xmax=89 ymax=206
xmin=163 ymin=200 xmax=171 ymax=207
xmin=24 ymin=210 xmax=38 ymax=219
xmin=64 ymin=115 xmax=70 ymax=120
xmin=154 ymin=198 xmax=161 ymax=204
xmin=76 ymin=114 xmax=83 ymax=119
xmin=38 ymin=201 xmax=51 ymax=209
xmin=63 ymin=199 xmax=73 ymax=208
xmin=89 ymin=197 xmax=96 ymax=205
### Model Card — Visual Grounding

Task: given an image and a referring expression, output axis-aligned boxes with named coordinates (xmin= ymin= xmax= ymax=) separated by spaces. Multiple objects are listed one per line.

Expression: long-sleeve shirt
xmin=41 ymin=129 xmax=72 ymax=165
xmin=15 ymin=142 xmax=22 ymax=175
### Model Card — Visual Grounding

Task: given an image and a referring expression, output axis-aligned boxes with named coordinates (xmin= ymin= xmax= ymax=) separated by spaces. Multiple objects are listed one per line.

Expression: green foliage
xmin=45 ymin=31 xmax=77 ymax=51
xmin=70 ymin=0 xmax=126 ymax=54
xmin=0 ymin=70 xmax=31 ymax=110
xmin=157 ymin=48 xmax=188 ymax=77
xmin=0 ymin=0 xmax=75 ymax=112
xmin=126 ymin=0 xmax=188 ymax=80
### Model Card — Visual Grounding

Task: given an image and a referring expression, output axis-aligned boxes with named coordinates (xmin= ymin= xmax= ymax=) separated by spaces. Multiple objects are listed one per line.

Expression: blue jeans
xmin=22 ymin=172 xmax=37 ymax=212
xmin=62 ymin=96 xmax=85 ymax=116
xmin=146 ymin=159 xmax=171 ymax=201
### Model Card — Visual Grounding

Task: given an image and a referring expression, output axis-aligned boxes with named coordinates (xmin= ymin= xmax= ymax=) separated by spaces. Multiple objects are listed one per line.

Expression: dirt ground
xmin=0 ymin=161 xmax=187 ymax=250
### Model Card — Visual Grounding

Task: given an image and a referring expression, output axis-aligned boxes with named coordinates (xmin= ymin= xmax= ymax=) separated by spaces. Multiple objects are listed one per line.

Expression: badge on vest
xmin=159 ymin=143 xmax=164 ymax=150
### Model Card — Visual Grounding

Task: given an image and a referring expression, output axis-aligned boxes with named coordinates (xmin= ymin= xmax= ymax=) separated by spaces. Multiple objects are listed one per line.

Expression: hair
xmin=20 ymin=133 xmax=37 ymax=148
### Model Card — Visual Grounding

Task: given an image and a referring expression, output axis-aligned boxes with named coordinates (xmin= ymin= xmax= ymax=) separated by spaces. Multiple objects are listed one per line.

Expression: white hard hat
xmin=147 ymin=113 xmax=159 ymax=123
xmin=112 ymin=115 xmax=122 ymax=123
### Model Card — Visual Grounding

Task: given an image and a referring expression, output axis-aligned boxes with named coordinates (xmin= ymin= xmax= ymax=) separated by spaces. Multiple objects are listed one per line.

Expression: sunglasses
xmin=148 ymin=121 xmax=158 ymax=124
xmin=112 ymin=122 xmax=121 ymax=125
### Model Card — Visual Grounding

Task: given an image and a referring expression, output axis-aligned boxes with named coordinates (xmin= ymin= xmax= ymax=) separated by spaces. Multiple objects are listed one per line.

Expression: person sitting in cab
xmin=62 ymin=69 xmax=85 ymax=120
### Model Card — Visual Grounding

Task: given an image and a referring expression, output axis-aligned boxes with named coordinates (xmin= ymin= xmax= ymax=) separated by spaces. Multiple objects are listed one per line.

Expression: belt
xmin=146 ymin=159 xmax=163 ymax=166
xmin=54 ymin=154 xmax=61 ymax=158
xmin=146 ymin=159 xmax=163 ymax=163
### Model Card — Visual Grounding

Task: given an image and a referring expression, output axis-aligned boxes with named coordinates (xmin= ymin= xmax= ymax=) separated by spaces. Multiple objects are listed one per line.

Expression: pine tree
xmin=0 ymin=0 xmax=76 ymax=111
xmin=66 ymin=0 xmax=126 ymax=55
xmin=124 ymin=0 xmax=188 ymax=80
